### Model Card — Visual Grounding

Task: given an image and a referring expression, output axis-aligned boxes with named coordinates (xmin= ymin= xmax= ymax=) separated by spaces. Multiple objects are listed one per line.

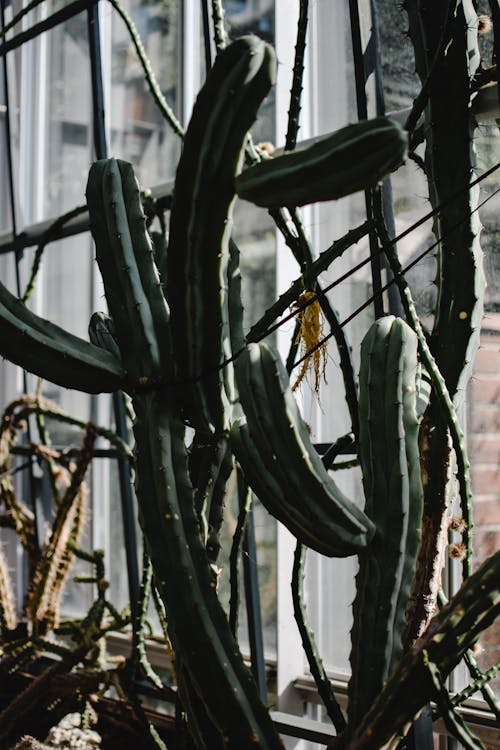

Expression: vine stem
xmin=228 ymin=468 xmax=252 ymax=637
xmin=285 ymin=0 xmax=309 ymax=151
xmin=291 ymin=541 xmax=347 ymax=733
xmin=438 ymin=589 xmax=500 ymax=719
xmin=404 ymin=0 xmax=460 ymax=134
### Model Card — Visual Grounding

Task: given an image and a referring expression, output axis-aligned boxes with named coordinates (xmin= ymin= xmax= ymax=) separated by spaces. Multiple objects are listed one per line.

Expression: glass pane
xmin=108 ymin=0 xmax=180 ymax=184
xmin=8 ymin=13 xmax=92 ymax=227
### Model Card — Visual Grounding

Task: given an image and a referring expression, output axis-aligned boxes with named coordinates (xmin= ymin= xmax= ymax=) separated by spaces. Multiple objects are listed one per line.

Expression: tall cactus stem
xmin=285 ymin=0 xmax=309 ymax=151
xmin=291 ymin=541 xmax=347 ymax=733
xmin=133 ymin=391 xmax=283 ymax=749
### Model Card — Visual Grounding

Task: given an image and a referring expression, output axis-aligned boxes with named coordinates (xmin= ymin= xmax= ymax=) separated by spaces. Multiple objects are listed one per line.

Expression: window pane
xmin=108 ymin=0 xmax=180 ymax=184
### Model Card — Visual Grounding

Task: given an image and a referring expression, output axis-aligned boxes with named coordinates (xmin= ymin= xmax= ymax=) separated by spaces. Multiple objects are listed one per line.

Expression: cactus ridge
xmin=86 ymin=159 xmax=171 ymax=386
xmin=235 ymin=116 xmax=408 ymax=208
xmin=0 ymin=282 xmax=125 ymax=394
xmin=133 ymin=392 xmax=283 ymax=749
xmin=167 ymin=35 xmax=276 ymax=434
xmin=348 ymin=316 xmax=423 ymax=727
xmin=231 ymin=342 xmax=374 ymax=557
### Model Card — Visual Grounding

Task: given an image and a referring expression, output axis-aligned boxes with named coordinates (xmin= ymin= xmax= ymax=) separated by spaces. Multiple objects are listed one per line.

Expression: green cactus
xmin=0 ymin=8 xmax=497 ymax=750
xmin=348 ymin=316 xmax=423 ymax=727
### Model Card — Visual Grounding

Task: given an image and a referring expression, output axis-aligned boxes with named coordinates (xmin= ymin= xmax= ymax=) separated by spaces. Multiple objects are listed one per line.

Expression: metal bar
xmin=200 ymin=0 xmax=212 ymax=74
xmin=0 ymin=0 xmax=96 ymax=57
xmin=242 ymin=503 xmax=268 ymax=704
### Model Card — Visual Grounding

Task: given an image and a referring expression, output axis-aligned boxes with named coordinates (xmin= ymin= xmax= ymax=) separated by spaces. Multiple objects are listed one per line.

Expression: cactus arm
xmin=86 ymin=159 xmax=170 ymax=385
xmin=339 ymin=551 xmax=500 ymax=750
xmin=132 ymin=392 xmax=283 ymax=750
xmin=348 ymin=317 xmax=424 ymax=727
xmin=488 ymin=1 xmax=500 ymax=106
xmin=292 ymin=542 xmax=347 ymax=732
xmin=235 ymin=117 xmax=408 ymax=208
xmin=0 ymin=282 xmax=125 ymax=393
xmin=405 ymin=0 xmax=484 ymax=404
xmin=167 ymin=36 xmax=276 ymax=434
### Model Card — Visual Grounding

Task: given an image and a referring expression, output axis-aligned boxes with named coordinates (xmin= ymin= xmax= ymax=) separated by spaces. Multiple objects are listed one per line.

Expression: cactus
xmin=400 ymin=0 xmax=485 ymax=647
xmin=0 ymin=7 xmax=497 ymax=750
xmin=348 ymin=316 xmax=423 ymax=726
